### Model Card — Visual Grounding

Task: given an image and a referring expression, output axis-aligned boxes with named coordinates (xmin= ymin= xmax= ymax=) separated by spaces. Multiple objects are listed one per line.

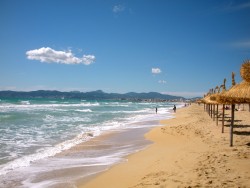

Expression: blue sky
xmin=0 ymin=0 xmax=250 ymax=98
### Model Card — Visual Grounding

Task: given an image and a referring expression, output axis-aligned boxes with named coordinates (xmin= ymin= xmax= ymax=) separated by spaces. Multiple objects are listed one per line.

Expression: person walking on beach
xmin=173 ymin=105 xmax=176 ymax=113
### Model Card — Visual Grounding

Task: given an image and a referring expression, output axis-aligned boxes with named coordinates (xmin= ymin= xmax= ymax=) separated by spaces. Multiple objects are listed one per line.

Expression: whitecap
xmin=75 ymin=109 xmax=92 ymax=112
xmin=20 ymin=101 xmax=30 ymax=105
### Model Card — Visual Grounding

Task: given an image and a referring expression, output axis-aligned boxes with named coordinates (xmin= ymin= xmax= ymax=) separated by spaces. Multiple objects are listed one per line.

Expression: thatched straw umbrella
xmin=218 ymin=62 xmax=250 ymax=104
xmin=220 ymin=80 xmax=227 ymax=133
xmin=202 ymin=87 xmax=221 ymax=121
xmin=218 ymin=60 xmax=250 ymax=146
xmin=218 ymin=81 xmax=250 ymax=104
xmin=210 ymin=86 xmax=222 ymax=125
xmin=210 ymin=79 xmax=227 ymax=131
xmin=203 ymin=89 xmax=216 ymax=117
xmin=200 ymin=94 xmax=208 ymax=111
xmin=202 ymin=94 xmax=209 ymax=114
xmin=210 ymin=86 xmax=219 ymax=122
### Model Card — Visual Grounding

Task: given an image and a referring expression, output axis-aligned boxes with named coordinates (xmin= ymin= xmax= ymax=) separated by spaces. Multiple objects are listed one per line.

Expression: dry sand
xmin=79 ymin=104 xmax=250 ymax=188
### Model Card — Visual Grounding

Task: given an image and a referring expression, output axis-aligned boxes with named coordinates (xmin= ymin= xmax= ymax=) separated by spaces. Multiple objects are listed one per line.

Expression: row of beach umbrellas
xmin=199 ymin=60 xmax=250 ymax=147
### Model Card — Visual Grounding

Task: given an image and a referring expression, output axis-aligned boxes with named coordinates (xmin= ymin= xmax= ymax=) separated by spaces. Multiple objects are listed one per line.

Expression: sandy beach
xmin=79 ymin=104 xmax=250 ymax=188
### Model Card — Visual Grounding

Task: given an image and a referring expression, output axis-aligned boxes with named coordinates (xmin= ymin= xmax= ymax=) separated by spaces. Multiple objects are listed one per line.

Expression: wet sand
xmin=80 ymin=104 xmax=250 ymax=187
xmin=0 ymin=121 xmax=161 ymax=188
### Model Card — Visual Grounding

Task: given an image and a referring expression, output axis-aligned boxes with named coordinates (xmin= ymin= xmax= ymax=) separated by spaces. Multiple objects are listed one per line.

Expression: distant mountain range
xmin=0 ymin=90 xmax=190 ymax=101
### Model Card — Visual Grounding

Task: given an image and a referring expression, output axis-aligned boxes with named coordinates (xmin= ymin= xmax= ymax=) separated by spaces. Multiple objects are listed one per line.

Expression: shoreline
xmin=0 ymin=119 xmax=164 ymax=187
xmin=79 ymin=104 xmax=250 ymax=187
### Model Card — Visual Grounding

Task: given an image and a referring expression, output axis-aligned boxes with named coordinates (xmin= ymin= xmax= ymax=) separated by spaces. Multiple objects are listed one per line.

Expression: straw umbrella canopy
xmin=203 ymin=88 xmax=219 ymax=105
xmin=204 ymin=95 xmax=219 ymax=104
xmin=200 ymin=92 xmax=210 ymax=114
xmin=217 ymin=81 xmax=250 ymax=104
xmin=201 ymin=89 xmax=219 ymax=120
xmin=218 ymin=61 xmax=250 ymax=104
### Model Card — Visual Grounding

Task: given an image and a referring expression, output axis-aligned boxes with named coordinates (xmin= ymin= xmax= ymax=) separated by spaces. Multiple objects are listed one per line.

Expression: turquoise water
xmin=0 ymin=98 xmax=181 ymax=187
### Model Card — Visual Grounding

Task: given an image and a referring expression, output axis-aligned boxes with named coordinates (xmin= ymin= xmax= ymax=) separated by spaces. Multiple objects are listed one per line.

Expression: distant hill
xmin=0 ymin=90 xmax=186 ymax=101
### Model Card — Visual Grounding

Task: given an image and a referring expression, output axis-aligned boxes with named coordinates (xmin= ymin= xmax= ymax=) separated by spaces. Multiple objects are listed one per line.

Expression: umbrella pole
xmin=216 ymin=104 xmax=219 ymax=126
xmin=230 ymin=104 xmax=235 ymax=147
xmin=222 ymin=104 xmax=225 ymax=133
xmin=210 ymin=104 xmax=213 ymax=118
xmin=211 ymin=104 xmax=213 ymax=118
xmin=213 ymin=105 xmax=215 ymax=121
xmin=212 ymin=105 xmax=214 ymax=120
xmin=210 ymin=104 xmax=212 ymax=118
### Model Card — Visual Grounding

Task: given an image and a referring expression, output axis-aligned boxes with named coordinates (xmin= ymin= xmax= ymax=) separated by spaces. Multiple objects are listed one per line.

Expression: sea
xmin=0 ymin=98 xmax=183 ymax=187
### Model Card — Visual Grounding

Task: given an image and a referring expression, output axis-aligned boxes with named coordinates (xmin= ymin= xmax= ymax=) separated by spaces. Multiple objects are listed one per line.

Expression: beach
xmin=80 ymin=104 xmax=250 ymax=188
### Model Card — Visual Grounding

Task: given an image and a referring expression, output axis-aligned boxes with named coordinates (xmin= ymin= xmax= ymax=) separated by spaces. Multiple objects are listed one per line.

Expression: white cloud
xmin=26 ymin=47 xmax=95 ymax=65
xmin=158 ymin=80 xmax=167 ymax=84
xmin=82 ymin=55 xmax=96 ymax=65
xmin=113 ymin=5 xmax=125 ymax=13
xmin=152 ymin=68 xmax=161 ymax=74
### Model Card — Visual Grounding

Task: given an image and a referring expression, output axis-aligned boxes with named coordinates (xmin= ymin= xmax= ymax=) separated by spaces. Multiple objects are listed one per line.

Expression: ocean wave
xmin=103 ymin=102 xmax=130 ymax=107
xmin=0 ymin=102 xmax=100 ymax=112
xmin=43 ymin=115 xmax=91 ymax=123
xmin=75 ymin=109 xmax=92 ymax=112
xmin=0 ymin=131 xmax=98 ymax=176
xmin=20 ymin=101 xmax=30 ymax=105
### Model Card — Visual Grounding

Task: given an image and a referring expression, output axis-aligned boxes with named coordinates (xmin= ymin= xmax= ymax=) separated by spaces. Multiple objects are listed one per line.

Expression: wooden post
xmin=213 ymin=105 xmax=215 ymax=121
xmin=222 ymin=104 xmax=225 ymax=133
xmin=210 ymin=104 xmax=212 ymax=118
xmin=230 ymin=104 xmax=235 ymax=147
xmin=212 ymin=105 xmax=213 ymax=119
xmin=216 ymin=104 xmax=219 ymax=126
xmin=207 ymin=104 xmax=209 ymax=115
xmin=211 ymin=104 xmax=213 ymax=118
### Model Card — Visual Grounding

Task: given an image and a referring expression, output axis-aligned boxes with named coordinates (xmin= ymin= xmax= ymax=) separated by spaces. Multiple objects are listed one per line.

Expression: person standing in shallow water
xmin=173 ymin=105 xmax=176 ymax=113
xmin=156 ymin=107 xmax=158 ymax=114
